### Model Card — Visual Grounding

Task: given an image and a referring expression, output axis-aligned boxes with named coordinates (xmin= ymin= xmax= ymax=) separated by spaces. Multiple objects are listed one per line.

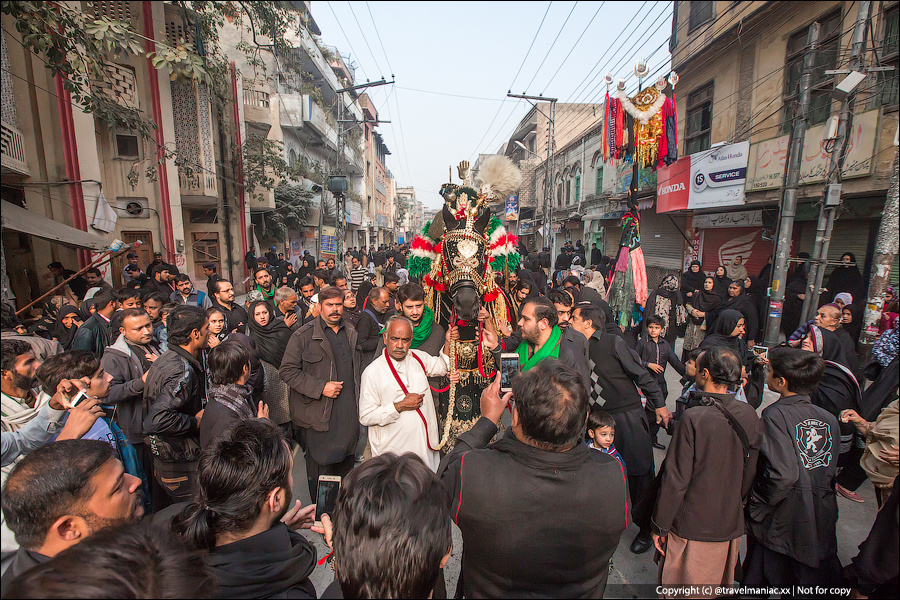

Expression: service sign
xmin=656 ymin=141 xmax=749 ymax=212
xmin=505 ymin=195 xmax=519 ymax=220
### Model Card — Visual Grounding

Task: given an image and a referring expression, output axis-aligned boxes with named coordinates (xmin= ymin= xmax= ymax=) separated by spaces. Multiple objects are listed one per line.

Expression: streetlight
xmin=514 ymin=140 xmax=539 ymax=158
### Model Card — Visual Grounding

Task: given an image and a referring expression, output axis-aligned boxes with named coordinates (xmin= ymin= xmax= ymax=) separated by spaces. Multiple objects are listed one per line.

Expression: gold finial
xmin=457 ymin=160 xmax=470 ymax=181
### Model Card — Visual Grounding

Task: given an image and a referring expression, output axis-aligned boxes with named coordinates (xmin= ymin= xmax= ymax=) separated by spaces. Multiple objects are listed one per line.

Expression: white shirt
xmin=359 ymin=349 xmax=450 ymax=472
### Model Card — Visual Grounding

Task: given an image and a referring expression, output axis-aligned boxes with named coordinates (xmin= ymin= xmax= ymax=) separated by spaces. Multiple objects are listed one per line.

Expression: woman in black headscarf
xmin=701 ymin=309 xmax=764 ymax=407
xmin=713 ymin=265 xmax=730 ymax=298
xmin=52 ymin=305 xmax=82 ymax=351
xmin=643 ymin=275 xmax=687 ymax=345
xmin=700 ymin=309 xmax=752 ymax=364
xmin=827 ymin=252 xmax=865 ymax=303
xmin=744 ymin=276 xmax=768 ymax=343
xmin=782 ymin=252 xmax=811 ymax=338
xmin=803 ymin=324 xmax=862 ymax=472
xmin=708 ymin=280 xmax=758 ymax=343
xmin=246 ymin=300 xmax=294 ymax=368
xmin=680 ymin=260 xmax=706 ymax=306
xmin=296 ymin=256 xmax=314 ymax=281
xmin=683 ymin=276 xmax=721 ymax=355
xmin=841 ymin=303 xmax=864 ymax=349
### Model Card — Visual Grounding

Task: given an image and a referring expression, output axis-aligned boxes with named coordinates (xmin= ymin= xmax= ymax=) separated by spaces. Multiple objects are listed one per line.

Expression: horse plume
xmin=474 ymin=155 xmax=522 ymax=201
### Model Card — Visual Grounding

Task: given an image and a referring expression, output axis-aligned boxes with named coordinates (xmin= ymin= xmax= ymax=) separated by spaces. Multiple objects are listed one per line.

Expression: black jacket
xmin=101 ymin=334 xmax=158 ymax=444
xmin=0 ymin=548 xmax=49 ymax=595
xmin=211 ymin=301 xmax=248 ymax=335
xmin=71 ymin=312 xmax=112 ymax=357
xmin=653 ymin=391 xmax=761 ymax=541
xmin=438 ymin=418 xmax=628 ymax=598
xmin=587 ymin=329 xmax=664 ymax=413
xmin=207 ymin=524 xmax=317 ymax=599
xmin=143 ymin=345 xmax=205 ymax=462
xmin=537 ymin=251 xmax=551 ymax=269
xmin=355 ymin=308 xmax=389 ymax=370
xmin=152 ymin=503 xmax=317 ymax=600
xmin=746 ymin=394 xmax=840 ymax=568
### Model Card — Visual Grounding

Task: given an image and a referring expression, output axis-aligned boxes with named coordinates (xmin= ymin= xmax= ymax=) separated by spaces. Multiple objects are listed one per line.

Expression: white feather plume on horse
xmin=475 ymin=155 xmax=523 ymax=201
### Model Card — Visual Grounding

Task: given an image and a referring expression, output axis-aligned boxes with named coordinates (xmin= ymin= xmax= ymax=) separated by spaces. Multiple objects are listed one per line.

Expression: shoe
xmin=652 ymin=441 xmax=666 ymax=450
xmin=630 ymin=533 xmax=653 ymax=554
xmin=836 ymin=484 xmax=864 ymax=503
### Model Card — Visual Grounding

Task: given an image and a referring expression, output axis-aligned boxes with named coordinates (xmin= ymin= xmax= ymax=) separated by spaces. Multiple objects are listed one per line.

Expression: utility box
xmin=825 ymin=183 xmax=842 ymax=206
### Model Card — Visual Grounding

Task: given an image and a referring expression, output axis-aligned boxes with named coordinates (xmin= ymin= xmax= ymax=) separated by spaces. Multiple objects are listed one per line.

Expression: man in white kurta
xmin=359 ymin=316 xmax=451 ymax=472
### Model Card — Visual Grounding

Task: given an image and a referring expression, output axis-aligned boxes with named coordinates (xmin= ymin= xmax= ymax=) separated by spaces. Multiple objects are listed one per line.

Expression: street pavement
xmin=286 ymin=337 xmax=877 ymax=597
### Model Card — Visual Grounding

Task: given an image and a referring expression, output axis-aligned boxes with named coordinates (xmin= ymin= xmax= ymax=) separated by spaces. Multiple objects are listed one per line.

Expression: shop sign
xmin=505 ymin=195 xmax=519 ymax=220
xmin=519 ymin=220 xmax=534 ymax=235
xmin=656 ymin=141 xmax=749 ymax=212
xmin=745 ymin=108 xmax=879 ymax=191
xmin=691 ymin=210 xmax=762 ymax=229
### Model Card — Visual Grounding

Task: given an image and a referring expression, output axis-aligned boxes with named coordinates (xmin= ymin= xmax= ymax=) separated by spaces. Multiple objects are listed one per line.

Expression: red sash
xmin=383 ymin=349 xmax=440 ymax=451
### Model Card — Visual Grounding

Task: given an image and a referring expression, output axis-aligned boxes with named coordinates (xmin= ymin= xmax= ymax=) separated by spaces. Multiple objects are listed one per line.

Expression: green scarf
xmin=412 ymin=307 xmax=434 ymax=348
xmin=516 ymin=326 xmax=562 ymax=371
xmin=257 ymin=284 xmax=275 ymax=300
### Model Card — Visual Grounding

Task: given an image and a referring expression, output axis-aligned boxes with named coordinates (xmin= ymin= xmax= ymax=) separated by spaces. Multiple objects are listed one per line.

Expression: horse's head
xmin=450 ymin=280 xmax=481 ymax=322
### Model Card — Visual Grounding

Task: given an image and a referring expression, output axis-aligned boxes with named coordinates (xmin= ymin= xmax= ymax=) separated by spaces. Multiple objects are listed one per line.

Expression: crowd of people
xmin=0 ymin=239 xmax=897 ymax=598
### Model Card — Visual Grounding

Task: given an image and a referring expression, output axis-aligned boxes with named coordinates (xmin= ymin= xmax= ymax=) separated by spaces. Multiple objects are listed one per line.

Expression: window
xmin=880 ymin=7 xmax=899 ymax=107
xmin=685 ymin=82 xmax=713 ymax=155
xmin=688 ymin=1 xmax=714 ymax=33
xmin=595 ymin=166 xmax=603 ymax=195
xmin=115 ymin=132 xmax=140 ymax=159
xmin=289 ymin=148 xmax=298 ymax=169
xmin=782 ymin=11 xmax=842 ymax=133
xmin=574 ymin=174 xmax=581 ymax=203
xmin=192 ymin=232 xmax=220 ymax=279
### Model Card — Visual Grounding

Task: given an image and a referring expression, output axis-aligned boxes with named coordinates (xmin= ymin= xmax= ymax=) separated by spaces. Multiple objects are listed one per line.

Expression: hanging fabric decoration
xmin=617 ymin=86 xmax=665 ymax=168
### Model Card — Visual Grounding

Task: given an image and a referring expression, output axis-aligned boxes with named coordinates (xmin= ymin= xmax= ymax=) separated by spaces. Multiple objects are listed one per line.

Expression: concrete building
xmin=658 ymin=0 xmax=899 ymax=289
xmin=220 ymin=2 xmax=366 ymax=264
xmin=500 ymin=102 xmax=604 ymax=254
xmin=2 ymin=1 xmax=251 ymax=306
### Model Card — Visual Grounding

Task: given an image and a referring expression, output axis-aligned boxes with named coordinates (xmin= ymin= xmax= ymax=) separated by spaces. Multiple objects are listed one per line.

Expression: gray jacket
xmin=101 ymin=334 xmax=157 ymax=444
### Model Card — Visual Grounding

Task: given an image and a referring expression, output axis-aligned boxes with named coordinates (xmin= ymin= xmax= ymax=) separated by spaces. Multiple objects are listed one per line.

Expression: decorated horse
xmin=407 ymin=156 xmax=521 ymax=452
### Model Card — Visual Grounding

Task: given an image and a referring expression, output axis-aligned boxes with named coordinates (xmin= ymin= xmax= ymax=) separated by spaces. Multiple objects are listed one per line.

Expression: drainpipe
xmin=142 ymin=1 xmax=176 ymax=263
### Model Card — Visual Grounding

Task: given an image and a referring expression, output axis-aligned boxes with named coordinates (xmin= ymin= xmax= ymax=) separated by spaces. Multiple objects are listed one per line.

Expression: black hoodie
xmin=207 ymin=523 xmax=317 ymax=599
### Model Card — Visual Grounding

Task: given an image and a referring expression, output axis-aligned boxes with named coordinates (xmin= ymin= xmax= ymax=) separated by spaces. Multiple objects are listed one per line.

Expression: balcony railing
xmin=1 ymin=120 xmax=29 ymax=176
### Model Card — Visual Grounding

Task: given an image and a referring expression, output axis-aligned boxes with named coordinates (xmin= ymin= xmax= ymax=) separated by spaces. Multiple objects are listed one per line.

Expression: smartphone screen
xmin=315 ymin=478 xmax=340 ymax=523
xmin=500 ymin=353 xmax=520 ymax=392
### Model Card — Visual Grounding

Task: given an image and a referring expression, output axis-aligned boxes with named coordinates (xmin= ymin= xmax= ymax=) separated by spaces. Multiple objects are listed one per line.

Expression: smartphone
xmin=500 ymin=353 xmax=520 ymax=393
xmin=751 ymin=345 xmax=769 ymax=360
xmin=69 ymin=390 xmax=88 ymax=407
xmin=315 ymin=475 xmax=341 ymax=527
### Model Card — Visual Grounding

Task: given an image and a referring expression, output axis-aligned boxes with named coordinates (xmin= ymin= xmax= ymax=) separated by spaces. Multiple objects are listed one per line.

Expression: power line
xmin=467 ymin=1 xmax=554 ymax=160
xmin=518 ymin=1 xmax=580 ymax=94
xmin=539 ymin=2 xmax=606 ymax=95
xmin=345 ymin=0 xmax=386 ymax=77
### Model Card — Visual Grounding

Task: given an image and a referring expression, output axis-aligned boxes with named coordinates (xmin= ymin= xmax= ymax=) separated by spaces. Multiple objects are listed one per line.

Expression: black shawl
xmin=689 ymin=278 xmax=722 ymax=324
xmin=713 ymin=271 xmax=731 ymax=298
xmin=681 ymin=261 xmax=706 ymax=297
xmin=247 ymin=300 xmax=294 ymax=367
xmin=52 ymin=305 xmax=81 ymax=350
xmin=700 ymin=309 xmax=752 ymax=365
xmin=826 ymin=252 xmax=865 ymax=301
xmin=842 ymin=303 xmax=864 ymax=347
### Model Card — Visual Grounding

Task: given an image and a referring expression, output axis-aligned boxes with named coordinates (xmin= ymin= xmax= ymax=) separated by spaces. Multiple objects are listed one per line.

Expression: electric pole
xmin=328 ymin=78 xmax=393 ymax=261
xmin=800 ymin=1 xmax=872 ymax=324
xmin=764 ymin=21 xmax=820 ymax=347
xmin=508 ymin=93 xmax=557 ymax=259
xmin=860 ymin=147 xmax=899 ymax=361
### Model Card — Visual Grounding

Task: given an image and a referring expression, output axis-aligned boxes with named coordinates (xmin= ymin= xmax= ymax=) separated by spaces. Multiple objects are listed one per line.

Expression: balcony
xmin=248 ymin=186 xmax=275 ymax=212
xmin=243 ymin=85 xmax=272 ymax=136
xmin=171 ymin=81 xmax=218 ymax=203
xmin=1 ymin=120 xmax=29 ymax=176
xmin=279 ymin=94 xmax=338 ymax=151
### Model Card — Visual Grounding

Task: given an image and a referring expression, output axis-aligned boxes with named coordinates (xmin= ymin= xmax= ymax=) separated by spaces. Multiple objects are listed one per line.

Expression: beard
xmin=11 ymin=371 xmax=36 ymax=393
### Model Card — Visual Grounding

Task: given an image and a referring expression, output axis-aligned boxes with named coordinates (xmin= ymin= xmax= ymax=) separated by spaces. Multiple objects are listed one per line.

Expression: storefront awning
xmin=1 ymin=200 xmax=110 ymax=251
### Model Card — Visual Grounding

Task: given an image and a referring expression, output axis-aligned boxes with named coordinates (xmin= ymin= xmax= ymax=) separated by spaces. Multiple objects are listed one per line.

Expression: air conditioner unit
xmin=118 ymin=197 xmax=150 ymax=219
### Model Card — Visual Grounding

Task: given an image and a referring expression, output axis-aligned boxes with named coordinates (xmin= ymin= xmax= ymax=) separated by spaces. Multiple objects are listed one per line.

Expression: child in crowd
xmin=668 ymin=347 xmax=704 ymax=431
xmin=200 ymin=340 xmax=267 ymax=450
xmin=157 ymin=302 xmax=177 ymax=352
xmin=635 ymin=315 xmax=686 ymax=449
xmin=586 ymin=405 xmax=625 ymax=472
xmin=743 ymin=347 xmax=842 ymax=589
xmin=585 ymin=404 xmax=624 ymax=573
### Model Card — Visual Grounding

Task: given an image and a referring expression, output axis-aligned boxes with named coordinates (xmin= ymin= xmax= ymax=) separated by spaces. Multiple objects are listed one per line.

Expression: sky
xmin=313 ymin=1 xmax=674 ymax=210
